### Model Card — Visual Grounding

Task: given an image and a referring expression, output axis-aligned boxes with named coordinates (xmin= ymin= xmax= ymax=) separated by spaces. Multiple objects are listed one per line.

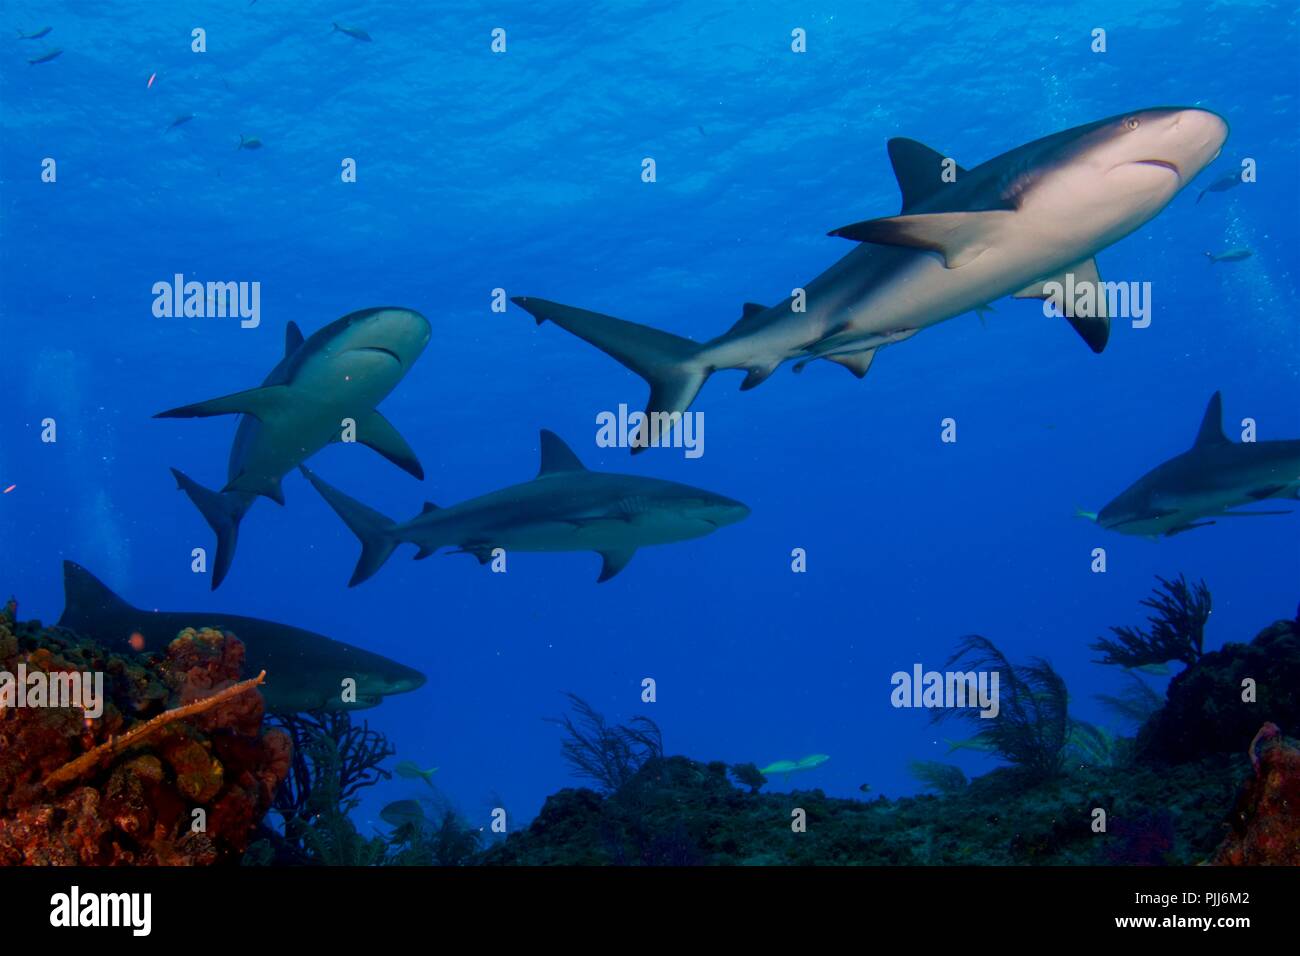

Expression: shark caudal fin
xmin=512 ymin=297 xmax=709 ymax=453
xmin=170 ymin=468 xmax=252 ymax=589
xmin=299 ymin=466 xmax=400 ymax=586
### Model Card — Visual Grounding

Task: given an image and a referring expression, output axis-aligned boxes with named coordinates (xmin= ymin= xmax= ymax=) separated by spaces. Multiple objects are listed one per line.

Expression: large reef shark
xmin=514 ymin=108 xmax=1228 ymax=446
xmin=300 ymin=430 xmax=750 ymax=585
xmin=155 ymin=307 xmax=431 ymax=588
xmin=1081 ymin=392 xmax=1299 ymax=537
xmin=56 ymin=562 xmax=426 ymax=712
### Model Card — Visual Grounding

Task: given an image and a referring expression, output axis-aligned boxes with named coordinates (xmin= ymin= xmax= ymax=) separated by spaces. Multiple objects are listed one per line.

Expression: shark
xmin=55 ymin=562 xmax=426 ymax=713
xmin=1081 ymin=392 xmax=1300 ymax=538
xmin=513 ymin=108 xmax=1228 ymax=447
xmin=300 ymin=429 xmax=750 ymax=585
xmin=155 ymin=307 xmax=431 ymax=589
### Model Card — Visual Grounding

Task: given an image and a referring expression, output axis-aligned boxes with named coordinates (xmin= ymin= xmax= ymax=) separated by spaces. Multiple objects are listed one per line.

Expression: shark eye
xmin=1124 ymin=117 xmax=1140 ymax=131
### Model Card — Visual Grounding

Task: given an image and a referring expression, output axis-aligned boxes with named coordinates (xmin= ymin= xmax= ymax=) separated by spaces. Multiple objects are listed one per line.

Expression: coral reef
xmin=1137 ymin=615 xmax=1300 ymax=762
xmin=0 ymin=604 xmax=289 ymax=865
xmin=247 ymin=710 xmax=395 ymax=865
xmin=481 ymin=751 xmax=1248 ymax=866
xmin=930 ymin=636 xmax=1070 ymax=782
xmin=1092 ymin=574 xmax=1211 ymax=668
xmin=546 ymin=693 xmax=663 ymax=793
xmin=908 ymin=760 xmax=968 ymax=794
xmin=729 ymin=762 xmax=767 ymax=794
xmin=1211 ymin=726 xmax=1300 ymax=865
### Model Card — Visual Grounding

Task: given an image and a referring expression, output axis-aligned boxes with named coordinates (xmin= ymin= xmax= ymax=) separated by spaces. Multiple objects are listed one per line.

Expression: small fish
xmin=394 ymin=760 xmax=439 ymax=787
xmin=1204 ymin=247 xmax=1252 ymax=264
xmin=165 ymin=113 xmax=195 ymax=133
xmin=236 ymin=134 xmax=263 ymax=151
xmin=2 ymin=484 xmax=15 ymax=494
xmin=1128 ymin=662 xmax=1170 ymax=676
xmin=17 ymin=27 xmax=52 ymax=40
xmin=28 ymin=49 xmax=62 ymax=65
xmin=1196 ymin=171 xmax=1243 ymax=204
xmin=331 ymin=22 xmax=372 ymax=42
xmin=379 ymin=799 xmax=426 ymax=829
xmin=858 ymin=783 xmax=871 ymax=793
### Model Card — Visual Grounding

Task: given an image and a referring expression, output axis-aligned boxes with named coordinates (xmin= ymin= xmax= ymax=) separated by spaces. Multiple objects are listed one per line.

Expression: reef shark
xmin=155 ymin=307 xmax=430 ymax=589
xmin=300 ymin=430 xmax=750 ymax=585
xmin=514 ymin=108 xmax=1228 ymax=446
xmin=1081 ymin=392 xmax=1300 ymax=537
xmin=55 ymin=562 xmax=426 ymax=713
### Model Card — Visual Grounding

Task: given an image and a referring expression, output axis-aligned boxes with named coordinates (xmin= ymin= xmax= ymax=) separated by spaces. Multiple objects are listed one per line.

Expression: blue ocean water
xmin=1 ymin=0 xmax=1296 ymax=837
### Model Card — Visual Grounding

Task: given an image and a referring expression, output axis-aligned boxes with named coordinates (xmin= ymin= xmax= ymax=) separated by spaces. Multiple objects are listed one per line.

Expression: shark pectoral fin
xmin=823 ymin=351 xmax=876 ymax=379
xmin=596 ymin=548 xmax=636 ymax=583
xmin=740 ymin=363 xmax=780 ymax=390
xmin=1166 ymin=521 xmax=1216 ymax=536
xmin=827 ymin=211 xmax=1013 ymax=268
xmin=284 ymin=321 xmax=305 ymax=356
xmin=449 ymin=544 xmax=494 ymax=565
xmin=1246 ymin=485 xmax=1286 ymax=500
xmin=224 ymin=471 xmax=285 ymax=505
xmin=353 ymin=409 xmax=424 ymax=480
xmin=154 ymin=384 xmax=293 ymax=421
xmin=413 ymin=546 xmax=435 ymax=560
xmin=1014 ymin=257 xmax=1110 ymax=353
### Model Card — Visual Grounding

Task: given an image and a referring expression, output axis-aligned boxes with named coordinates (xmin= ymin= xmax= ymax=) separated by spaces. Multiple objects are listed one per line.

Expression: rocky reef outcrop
xmin=1138 ymin=617 xmax=1300 ymax=762
xmin=0 ymin=602 xmax=290 ymax=865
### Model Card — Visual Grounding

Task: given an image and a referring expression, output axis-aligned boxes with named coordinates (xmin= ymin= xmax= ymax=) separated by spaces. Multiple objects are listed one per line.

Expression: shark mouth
xmin=352 ymin=346 xmax=403 ymax=364
xmin=1133 ymin=159 xmax=1180 ymax=175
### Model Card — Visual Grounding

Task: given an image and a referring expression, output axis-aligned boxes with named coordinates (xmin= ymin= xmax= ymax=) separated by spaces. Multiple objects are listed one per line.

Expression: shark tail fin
xmin=299 ymin=466 xmax=400 ymax=586
xmin=170 ymin=468 xmax=249 ymax=589
xmin=512 ymin=297 xmax=710 ymax=454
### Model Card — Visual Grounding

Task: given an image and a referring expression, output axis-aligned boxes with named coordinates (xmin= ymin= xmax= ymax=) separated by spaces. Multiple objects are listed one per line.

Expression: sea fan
xmin=1091 ymin=574 xmax=1211 ymax=668
xmin=547 ymin=693 xmax=664 ymax=793
xmin=930 ymin=635 xmax=1070 ymax=782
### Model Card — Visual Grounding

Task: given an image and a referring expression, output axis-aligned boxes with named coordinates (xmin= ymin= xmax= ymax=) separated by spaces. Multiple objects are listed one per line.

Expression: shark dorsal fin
xmin=888 ymin=138 xmax=966 ymax=213
xmin=1194 ymin=391 xmax=1229 ymax=447
xmin=57 ymin=562 xmax=133 ymax=632
xmin=420 ymin=501 xmax=439 ymax=514
xmin=538 ymin=430 xmax=586 ymax=476
xmin=285 ymin=321 xmax=305 ymax=356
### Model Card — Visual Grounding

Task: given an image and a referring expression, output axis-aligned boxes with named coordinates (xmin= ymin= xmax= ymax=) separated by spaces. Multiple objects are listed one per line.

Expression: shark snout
xmin=1160 ymin=108 xmax=1229 ymax=179
xmin=349 ymin=307 xmax=432 ymax=366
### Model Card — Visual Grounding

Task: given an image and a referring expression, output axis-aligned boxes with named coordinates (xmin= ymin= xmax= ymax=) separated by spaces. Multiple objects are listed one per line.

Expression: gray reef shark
xmin=155 ymin=307 xmax=430 ymax=589
xmin=514 ymin=108 xmax=1228 ymax=447
xmin=301 ymin=430 xmax=749 ymax=585
xmin=56 ymin=562 xmax=426 ymax=712
xmin=1081 ymin=392 xmax=1299 ymax=537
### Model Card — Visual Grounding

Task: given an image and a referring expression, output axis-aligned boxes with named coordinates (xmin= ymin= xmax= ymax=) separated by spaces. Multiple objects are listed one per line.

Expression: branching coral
xmin=270 ymin=711 xmax=395 ymax=820
xmin=729 ymin=762 xmax=767 ymax=794
xmin=1094 ymin=670 xmax=1165 ymax=728
xmin=1092 ymin=574 xmax=1211 ymax=668
xmin=908 ymin=760 xmax=968 ymax=794
xmin=546 ymin=693 xmax=663 ymax=793
xmin=930 ymin=636 xmax=1069 ymax=782
xmin=40 ymin=672 xmax=265 ymax=792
